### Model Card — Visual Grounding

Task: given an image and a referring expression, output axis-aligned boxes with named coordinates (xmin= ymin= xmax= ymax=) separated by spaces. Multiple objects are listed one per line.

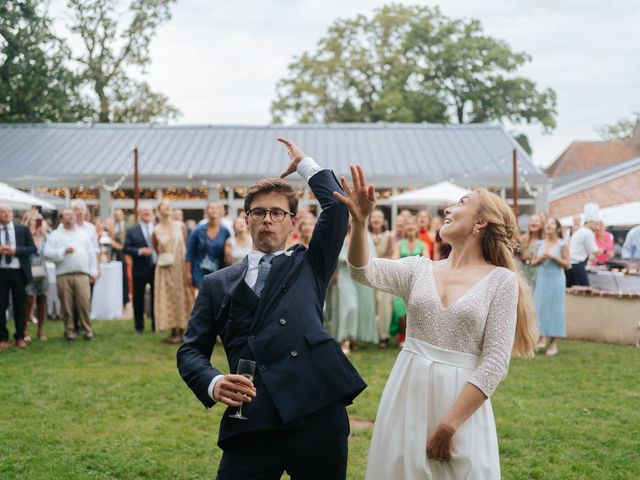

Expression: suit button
xmin=259 ymin=365 xmax=266 ymax=372
xmin=279 ymin=318 xmax=286 ymax=326
xmin=247 ymin=335 xmax=255 ymax=341
xmin=290 ymin=350 xmax=298 ymax=357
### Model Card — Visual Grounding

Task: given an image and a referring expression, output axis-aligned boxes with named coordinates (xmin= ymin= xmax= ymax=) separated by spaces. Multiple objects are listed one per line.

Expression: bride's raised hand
xmin=333 ymin=165 xmax=376 ymax=225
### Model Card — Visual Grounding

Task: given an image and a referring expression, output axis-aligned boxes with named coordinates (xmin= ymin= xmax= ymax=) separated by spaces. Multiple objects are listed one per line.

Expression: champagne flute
xmin=229 ymin=359 xmax=257 ymax=420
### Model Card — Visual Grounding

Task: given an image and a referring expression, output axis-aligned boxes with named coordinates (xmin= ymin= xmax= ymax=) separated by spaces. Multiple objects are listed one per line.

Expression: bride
xmin=334 ymin=166 xmax=537 ymax=479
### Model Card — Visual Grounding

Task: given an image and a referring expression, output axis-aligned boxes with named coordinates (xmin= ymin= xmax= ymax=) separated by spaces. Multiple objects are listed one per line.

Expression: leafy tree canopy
xmin=272 ymin=3 xmax=557 ymax=142
xmin=0 ymin=0 xmax=88 ymax=122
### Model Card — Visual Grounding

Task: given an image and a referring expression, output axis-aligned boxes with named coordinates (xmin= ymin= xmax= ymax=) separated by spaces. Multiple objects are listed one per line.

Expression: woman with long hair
xmin=152 ymin=199 xmax=194 ymax=344
xmin=531 ymin=217 xmax=570 ymax=356
xmin=22 ymin=210 xmax=49 ymax=341
xmin=390 ymin=215 xmax=426 ymax=348
xmin=369 ymin=209 xmax=394 ymax=348
xmin=224 ymin=215 xmax=252 ymax=265
xmin=520 ymin=214 xmax=544 ymax=287
xmin=335 ymin=166 xmax=537 ymax=479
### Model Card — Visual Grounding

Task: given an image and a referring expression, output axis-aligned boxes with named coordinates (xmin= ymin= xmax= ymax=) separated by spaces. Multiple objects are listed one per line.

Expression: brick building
xmin=547 ymin=122 xmax=640 ymax=219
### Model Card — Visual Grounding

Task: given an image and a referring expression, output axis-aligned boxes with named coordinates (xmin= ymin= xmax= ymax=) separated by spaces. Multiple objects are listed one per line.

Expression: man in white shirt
xmin=568 ymin=212 xmax=603 ymax=286
xmin=0 ymin=204 xmax=37 ymax=350
xmin=45 ymin=209 xmax=98 ymax=340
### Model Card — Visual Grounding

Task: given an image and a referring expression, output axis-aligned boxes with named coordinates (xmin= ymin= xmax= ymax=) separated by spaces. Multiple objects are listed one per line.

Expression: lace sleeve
xmin=348 ymin=256 xmax=422 ymax=298
xmin=467 ymin=271 xmax=519 ymax=397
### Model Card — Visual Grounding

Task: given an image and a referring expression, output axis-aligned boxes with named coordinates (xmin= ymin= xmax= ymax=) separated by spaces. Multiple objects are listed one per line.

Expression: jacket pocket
xmin=304 ymin=327 xmax=334 ymax=346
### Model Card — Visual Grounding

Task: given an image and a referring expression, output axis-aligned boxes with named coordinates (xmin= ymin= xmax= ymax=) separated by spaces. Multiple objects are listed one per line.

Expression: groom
xmin=177 ymin=137 xmax=366 ymax=479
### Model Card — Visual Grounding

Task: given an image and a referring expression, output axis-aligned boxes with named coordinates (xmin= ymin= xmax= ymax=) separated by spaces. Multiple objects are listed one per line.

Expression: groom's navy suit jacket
xmin=177 ymin=169 xmax=367 ymax=447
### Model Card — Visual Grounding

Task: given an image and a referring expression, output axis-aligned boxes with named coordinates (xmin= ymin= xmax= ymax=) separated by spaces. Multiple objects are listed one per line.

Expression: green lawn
xmin=0 ymin=319 xmax=638 ymax=479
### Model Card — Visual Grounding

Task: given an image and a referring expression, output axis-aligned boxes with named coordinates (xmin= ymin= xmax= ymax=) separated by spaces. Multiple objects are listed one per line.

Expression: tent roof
xmin=388 ymin=181 xmax=470 ymax=205
xmin=0 ymin=182 xmax=56 ymax=210
xmin=0 ymin=123 xmax=542 ymax=187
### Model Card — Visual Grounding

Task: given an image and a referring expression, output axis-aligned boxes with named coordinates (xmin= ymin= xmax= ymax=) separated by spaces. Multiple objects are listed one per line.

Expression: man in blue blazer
xmin=177 ymin=138 xmax=367 ymax=479
xmin=0 ymin=204 xmax=37 ymax=349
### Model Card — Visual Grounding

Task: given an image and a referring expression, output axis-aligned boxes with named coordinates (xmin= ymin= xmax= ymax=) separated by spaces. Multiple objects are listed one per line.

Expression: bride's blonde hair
xmin=475 ymin=189 xmax=537 ymax=358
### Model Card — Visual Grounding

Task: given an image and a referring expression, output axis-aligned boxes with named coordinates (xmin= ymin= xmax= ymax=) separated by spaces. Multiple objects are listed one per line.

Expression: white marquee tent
xmin=0 ymin=182 xmax=56 ymax=211
xmin=560 ymin=201 xmax=640 ymax=227
xmin=388 ymin=181 xmax=470 ymax=206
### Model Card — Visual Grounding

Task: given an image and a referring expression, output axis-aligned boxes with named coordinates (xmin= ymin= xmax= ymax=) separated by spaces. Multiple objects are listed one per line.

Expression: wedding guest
xmin=104 ymin=217 xmax=129 ymax=308
xmin=339 ymin=166 xmax=537 ymax=478
xmin=224 ymin=216 xmax=252 ymax=265
xmin=23 ymin=210 xmax=49 ymax=341
xmin=124 ymin=202 xmax=157 ymax=333
xmin=328 ymin=228 xmax=359 ymax=355
xmin=0 ymin=204 xmax=36 ymax=350
xmin=44 ymin=209 xmax=97 ymax=341
xmin=186 ymin=202 xmax=230 ymax=288
xmin=152 ymin=199 xmax=194 ymax=344
xmin=391 ymin=215 xmax=426 ymax=348
xmin=592 ymin=220 xmax=615 ymax=267
xmin=70 ymin=200 xmax=100 ymax=333
xmin=393 ymin=215 xmax=405 ymax=242
xmin=531 ymin=218 xmax=569 ymax=356
xmin=568 ymin=208 xmax=602 ymax=286
xmin=520 ymin=214 xmax=544 ymax=287
xmin=297 ymin=214 xmax=316 ymax=248
xmin=369 ymin=209 xmax=394 ymax=348
xmin=416 ymin=210 xmax=434 ymax=259
xmin=353 ymin=227 xmax=379 ymax=349
xmin=621 ymin=224 xmax=640 ymax=259
xmin=433 ymin=215 xmax=451 ymax=260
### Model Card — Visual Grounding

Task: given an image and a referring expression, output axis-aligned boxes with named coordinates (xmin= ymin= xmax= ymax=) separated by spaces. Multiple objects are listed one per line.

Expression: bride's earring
xmin=472 ymin=226 xmax=480 ymax=236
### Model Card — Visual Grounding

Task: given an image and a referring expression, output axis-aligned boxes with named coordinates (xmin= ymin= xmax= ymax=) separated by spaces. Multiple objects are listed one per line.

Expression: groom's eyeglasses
xmin=247 ymin=207 xmax=294 ymax=223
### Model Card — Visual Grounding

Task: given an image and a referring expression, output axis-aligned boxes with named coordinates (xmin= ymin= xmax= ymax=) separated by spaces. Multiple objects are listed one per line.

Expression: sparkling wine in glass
xmin=229 ymin=359 xmax=257 ymax=420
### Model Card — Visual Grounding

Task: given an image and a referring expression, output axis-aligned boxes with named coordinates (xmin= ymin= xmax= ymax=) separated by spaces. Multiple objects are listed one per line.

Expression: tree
xmin=0 ymin=0 xmax=87 ymax=122
xmin=67 ymin=0 xmax=180 ymax=123
xmin=271 ymin=4 xmax=556 ymax=137
xmin=595 ymin=113 xmax=640 ymax=140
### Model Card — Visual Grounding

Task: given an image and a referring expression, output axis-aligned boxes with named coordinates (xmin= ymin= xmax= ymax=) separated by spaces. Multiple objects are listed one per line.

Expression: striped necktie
xmin=253 ymin=254 xmax=274 ymax=297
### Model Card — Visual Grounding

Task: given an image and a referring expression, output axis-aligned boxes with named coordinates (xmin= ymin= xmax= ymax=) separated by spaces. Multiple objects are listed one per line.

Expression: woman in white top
xmin=224 ymin=215 xmax=253 ymax=265
xmin=334 ymin=166 xmax=537 ymax=480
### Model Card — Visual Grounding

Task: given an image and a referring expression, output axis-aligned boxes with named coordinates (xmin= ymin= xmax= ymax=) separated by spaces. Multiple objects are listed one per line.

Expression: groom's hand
xmin=213 ymin=374 xmax=257 ymax=407
xmin=277 ymin=137 xmax=307 ymax=178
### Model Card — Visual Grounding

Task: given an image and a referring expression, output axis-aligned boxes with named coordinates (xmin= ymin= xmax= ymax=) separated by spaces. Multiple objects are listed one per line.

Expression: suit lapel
xmin=227 ymin=257 xmax=259 ymax=312
xmin=252 ymin=247 xmax=303 ymax=331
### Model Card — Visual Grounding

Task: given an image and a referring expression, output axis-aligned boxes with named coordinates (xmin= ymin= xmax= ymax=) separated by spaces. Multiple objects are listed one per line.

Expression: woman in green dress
xmin=390 ymin=215 xmax=426 ymax=347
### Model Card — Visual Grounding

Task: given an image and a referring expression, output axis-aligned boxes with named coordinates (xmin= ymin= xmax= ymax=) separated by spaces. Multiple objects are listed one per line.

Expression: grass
xmin=0 ymin=319 xmax=638 ymax=479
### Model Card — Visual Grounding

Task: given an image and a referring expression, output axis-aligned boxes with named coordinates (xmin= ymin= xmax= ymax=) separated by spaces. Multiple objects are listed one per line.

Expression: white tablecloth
xmin=90 ymin=261 xmax=123 ymax=320
xmin=46 ymin=262 xmax=60 ymax=317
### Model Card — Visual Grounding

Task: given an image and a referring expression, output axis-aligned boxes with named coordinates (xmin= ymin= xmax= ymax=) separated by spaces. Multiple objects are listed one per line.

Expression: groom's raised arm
xmin=278 ymin=136 xmax=349 ymax=284
xmin=304 ymin=168 xmax=349 ymax=283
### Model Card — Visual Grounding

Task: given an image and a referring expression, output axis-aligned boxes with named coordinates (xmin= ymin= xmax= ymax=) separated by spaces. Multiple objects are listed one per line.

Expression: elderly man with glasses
xmin=177 ymin=137 xmax=366 ymax=480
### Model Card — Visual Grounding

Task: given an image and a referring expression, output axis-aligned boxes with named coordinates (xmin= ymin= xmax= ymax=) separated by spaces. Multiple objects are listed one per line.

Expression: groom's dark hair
xmin=244 ymin=178 xmax=299 ymax=215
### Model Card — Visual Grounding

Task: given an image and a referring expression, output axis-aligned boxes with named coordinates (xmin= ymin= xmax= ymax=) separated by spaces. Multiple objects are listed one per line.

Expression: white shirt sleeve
xmin=296 ymin=157 xmax=324 ymax=182
xmin=208 ymin=374 xmax=225 ymax=401
xmin=43 ymin=232 xmax=65 ymax=262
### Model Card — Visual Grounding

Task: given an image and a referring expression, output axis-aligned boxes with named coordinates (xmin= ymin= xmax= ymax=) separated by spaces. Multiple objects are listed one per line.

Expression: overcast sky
xmin=51 ymin=0 xmax=640 ymax=167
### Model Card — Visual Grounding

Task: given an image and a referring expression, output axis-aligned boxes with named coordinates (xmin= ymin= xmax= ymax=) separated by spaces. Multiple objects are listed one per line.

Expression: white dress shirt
xmin=44 ymin=227 xmax=98 ymax=276
xmin=569 ymin=227 xmax=599 ymax=264
xmin=0 ymin=222 xmax=21 ymax=269
xmin=207 ymin=156 xmax=324 ymax=401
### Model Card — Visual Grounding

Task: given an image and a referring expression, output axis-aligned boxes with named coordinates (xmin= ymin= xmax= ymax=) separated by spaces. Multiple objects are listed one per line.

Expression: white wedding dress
xmin=349 ymin=256 xmax=519 ymax=480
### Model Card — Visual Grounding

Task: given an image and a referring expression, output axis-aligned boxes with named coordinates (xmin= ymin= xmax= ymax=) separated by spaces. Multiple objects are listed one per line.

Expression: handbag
xmin=199 ymin=255 xmax=219 ymax=274
xmin=31 ymin=264 xmax=46 ymax=279
xmin=157 ymin=252 xmax=175 ymax=267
